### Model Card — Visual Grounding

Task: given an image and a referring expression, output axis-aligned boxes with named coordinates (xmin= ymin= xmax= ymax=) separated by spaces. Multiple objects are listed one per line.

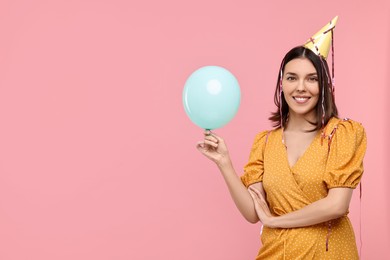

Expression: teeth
xmin=295 ymin=97 xmax=309 ymax=101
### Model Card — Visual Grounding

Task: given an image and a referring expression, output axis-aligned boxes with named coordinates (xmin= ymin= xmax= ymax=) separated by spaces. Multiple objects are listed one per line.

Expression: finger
xmin=249 ymin=186 xmax=260 ymax=197
xmin=248 ymin=189 xmax=263 ymax=204
xmin=196 ymin=143 xmax=207 ymax=154
xmin=249 ymin=191 xmax=267 ymax=218
xmin=249 ymin=186 xmax=264 ymax=199
xmin=256 ymin=197 xmax=270 ymax=212
xmin=248 ymin=190 xmax=259 ymax=203
xmin=249 ymin=188 xmax=267 ymax=206
xmin=204 ymin=135 xmax=218 ymax=143
xmin=204 ymin=130 xmax=212 ymax=136
xmin=248 ymin=189 xmax=256 ymax=199
xmin=211 ymin=133 xmax=223 ymax=143
xmin=203 ymin=139 xmax=218 ymax=148
xmin=196 ymin=142 xmax=214 ymax=152
xmin=196 ymin=141 xmax=205 ymax=148
xmin=249 ymin=186 xmax=260 ymax=193
xmin=204 ymin=131 xmax=221 ymax=140
xmin=248 ymin=188 xmax=261 ymax=201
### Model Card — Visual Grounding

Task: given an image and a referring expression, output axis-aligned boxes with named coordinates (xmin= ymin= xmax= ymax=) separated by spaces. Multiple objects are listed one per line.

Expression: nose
xmin=296 ymin=79 xmax=306 ymax=92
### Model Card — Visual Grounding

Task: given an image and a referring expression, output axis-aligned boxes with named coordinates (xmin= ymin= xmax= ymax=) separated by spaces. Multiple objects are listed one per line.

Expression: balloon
xmin=183 ymin=66 xmax=241 ymax=130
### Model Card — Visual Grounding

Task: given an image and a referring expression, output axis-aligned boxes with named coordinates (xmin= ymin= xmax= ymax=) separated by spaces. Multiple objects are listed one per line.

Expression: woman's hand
xmin=248 ymin=186 xmax=275 ymax=227
xmin=196 ymin=130 xmax=231 ymax=167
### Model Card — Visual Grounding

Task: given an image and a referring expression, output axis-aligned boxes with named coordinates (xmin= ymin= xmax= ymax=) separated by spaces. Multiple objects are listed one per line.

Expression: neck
xmin=285 ymin=112 xmax=317 ymax=132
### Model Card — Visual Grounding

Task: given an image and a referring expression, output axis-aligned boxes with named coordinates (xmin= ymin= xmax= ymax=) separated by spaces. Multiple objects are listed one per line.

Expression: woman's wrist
xmin=216 ymin=155 xmax=233 ymax=169
xmin=263 ymin=215 xmax=278 ymax=228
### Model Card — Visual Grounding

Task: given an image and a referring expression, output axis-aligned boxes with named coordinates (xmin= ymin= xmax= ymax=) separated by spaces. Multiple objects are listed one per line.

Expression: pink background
xmin=0 ymin=0 xmax=389 ymax=259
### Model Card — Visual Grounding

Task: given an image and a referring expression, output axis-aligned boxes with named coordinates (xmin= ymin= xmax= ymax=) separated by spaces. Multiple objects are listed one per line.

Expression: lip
xmin=293 ymin=96 xmax=311 ymax=104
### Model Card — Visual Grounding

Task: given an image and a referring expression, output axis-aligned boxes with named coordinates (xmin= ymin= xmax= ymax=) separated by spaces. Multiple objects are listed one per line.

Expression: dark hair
xmin=269 ymin=46 xmax=338 ymax=130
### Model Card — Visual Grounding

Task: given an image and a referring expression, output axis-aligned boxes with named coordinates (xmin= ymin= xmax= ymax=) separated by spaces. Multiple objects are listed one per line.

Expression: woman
xmin=196 ymin=18 xmax=366 ymax=259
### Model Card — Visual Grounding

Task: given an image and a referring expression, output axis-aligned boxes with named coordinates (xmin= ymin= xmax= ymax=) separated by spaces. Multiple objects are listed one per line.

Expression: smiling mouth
xmin=293 ymin=97 xmax=311 ymax=104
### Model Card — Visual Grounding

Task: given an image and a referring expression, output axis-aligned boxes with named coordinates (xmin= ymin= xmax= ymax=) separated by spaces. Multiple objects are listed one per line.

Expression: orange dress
xmin=241 ymin=117 xmax=367 ymax=259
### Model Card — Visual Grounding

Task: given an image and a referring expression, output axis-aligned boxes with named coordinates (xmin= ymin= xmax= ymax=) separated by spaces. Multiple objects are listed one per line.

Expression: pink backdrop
xmin=0 ymin=0 xmax=389 ymax=259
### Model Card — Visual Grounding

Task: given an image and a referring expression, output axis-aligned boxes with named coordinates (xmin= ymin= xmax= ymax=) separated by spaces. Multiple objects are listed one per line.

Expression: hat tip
xmin=331 ymin=16 xmax=339 ymax=26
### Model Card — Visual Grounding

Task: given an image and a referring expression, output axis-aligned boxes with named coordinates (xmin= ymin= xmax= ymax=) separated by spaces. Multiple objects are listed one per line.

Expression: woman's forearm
xmin=196 ymin=132 xmax=262 ymax=223
xmin=267 ymin=188 xmax=353 ymax=228
xmin=217 ymin=159 xmax=260 ymax=224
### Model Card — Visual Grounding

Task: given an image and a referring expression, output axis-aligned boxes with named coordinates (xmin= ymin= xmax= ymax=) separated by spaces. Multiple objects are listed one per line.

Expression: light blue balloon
xmin=183 ymin=66 xmax=241 ymax=130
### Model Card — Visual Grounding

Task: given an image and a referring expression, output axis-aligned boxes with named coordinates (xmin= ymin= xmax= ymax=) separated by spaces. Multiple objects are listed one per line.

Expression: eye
xmin=286 ymin=76 xmax=296 ymax=81
xmin=308 ymin=77 xmax=318 ymax=82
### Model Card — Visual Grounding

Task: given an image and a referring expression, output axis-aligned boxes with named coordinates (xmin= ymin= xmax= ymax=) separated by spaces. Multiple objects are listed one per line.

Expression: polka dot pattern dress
xmin=241 ymin=117 xmax=367 ymax=260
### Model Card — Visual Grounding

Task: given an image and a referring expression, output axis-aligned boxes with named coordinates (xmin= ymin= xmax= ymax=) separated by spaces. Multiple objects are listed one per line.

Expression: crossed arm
xmin=216 ymin=158 xmax=353 ymax=228
xmin=248 ymin=183 xmax=354 ymax=228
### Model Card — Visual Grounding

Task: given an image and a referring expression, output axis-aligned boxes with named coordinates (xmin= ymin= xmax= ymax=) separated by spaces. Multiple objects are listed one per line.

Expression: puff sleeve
xmin=240 ymin=131 xmax=268 ymax=188
xmin=324 ymin=119 xmax=367 ymax=189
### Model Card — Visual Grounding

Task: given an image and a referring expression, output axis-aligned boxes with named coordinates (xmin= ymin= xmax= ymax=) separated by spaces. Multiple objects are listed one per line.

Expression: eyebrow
xmin=285 ymin=72 xmax=318 ymax=76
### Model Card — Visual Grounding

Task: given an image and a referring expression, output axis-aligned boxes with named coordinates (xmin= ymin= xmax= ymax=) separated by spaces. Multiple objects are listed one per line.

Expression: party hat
xmin=303 ymin=16 xmax=338 ymax=59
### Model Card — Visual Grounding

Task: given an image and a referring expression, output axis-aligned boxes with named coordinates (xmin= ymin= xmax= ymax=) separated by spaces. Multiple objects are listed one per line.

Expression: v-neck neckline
xmin=281 ymin=128 xmax=321 ymax=170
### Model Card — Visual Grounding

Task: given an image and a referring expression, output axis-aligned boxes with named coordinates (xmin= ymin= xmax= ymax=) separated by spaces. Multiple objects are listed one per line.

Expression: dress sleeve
xmin=240 ymin=131 xmax=269 ymax=188
xmin=324 ymin=119 xmax=367 ymax=189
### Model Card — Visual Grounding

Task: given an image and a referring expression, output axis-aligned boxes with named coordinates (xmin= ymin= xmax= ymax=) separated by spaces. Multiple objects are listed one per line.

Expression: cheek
xmin=282 ymin=83 xmax=297 ymax=95
xmin=281 ymin=81 xmax=291 ymax=90
xmin=311 ymin=94 xmax=321 ymax=108
xmin=308 ymin=84 xmax=320 ymax=96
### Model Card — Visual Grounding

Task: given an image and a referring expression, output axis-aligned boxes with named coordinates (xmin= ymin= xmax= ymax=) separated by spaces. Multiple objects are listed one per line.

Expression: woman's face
xmin=282 ymin=57 xmax=320 ymax=120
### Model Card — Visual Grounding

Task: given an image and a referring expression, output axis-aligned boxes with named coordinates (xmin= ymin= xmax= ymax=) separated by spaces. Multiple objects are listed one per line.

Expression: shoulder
xmin=337 ymin=118 xmax=365 ymax=137
xmin=254 ymin=130 xmax=270 ymax=139
xmin=253 ymin=128 xmax=281 ymax=143
xmin=250 ymin=130 xmax=270 ymax=148
xmin=326 ymin=117 xmax=367 ymax=148
xmin=326 ymin=117 xmax=365 ymax=135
